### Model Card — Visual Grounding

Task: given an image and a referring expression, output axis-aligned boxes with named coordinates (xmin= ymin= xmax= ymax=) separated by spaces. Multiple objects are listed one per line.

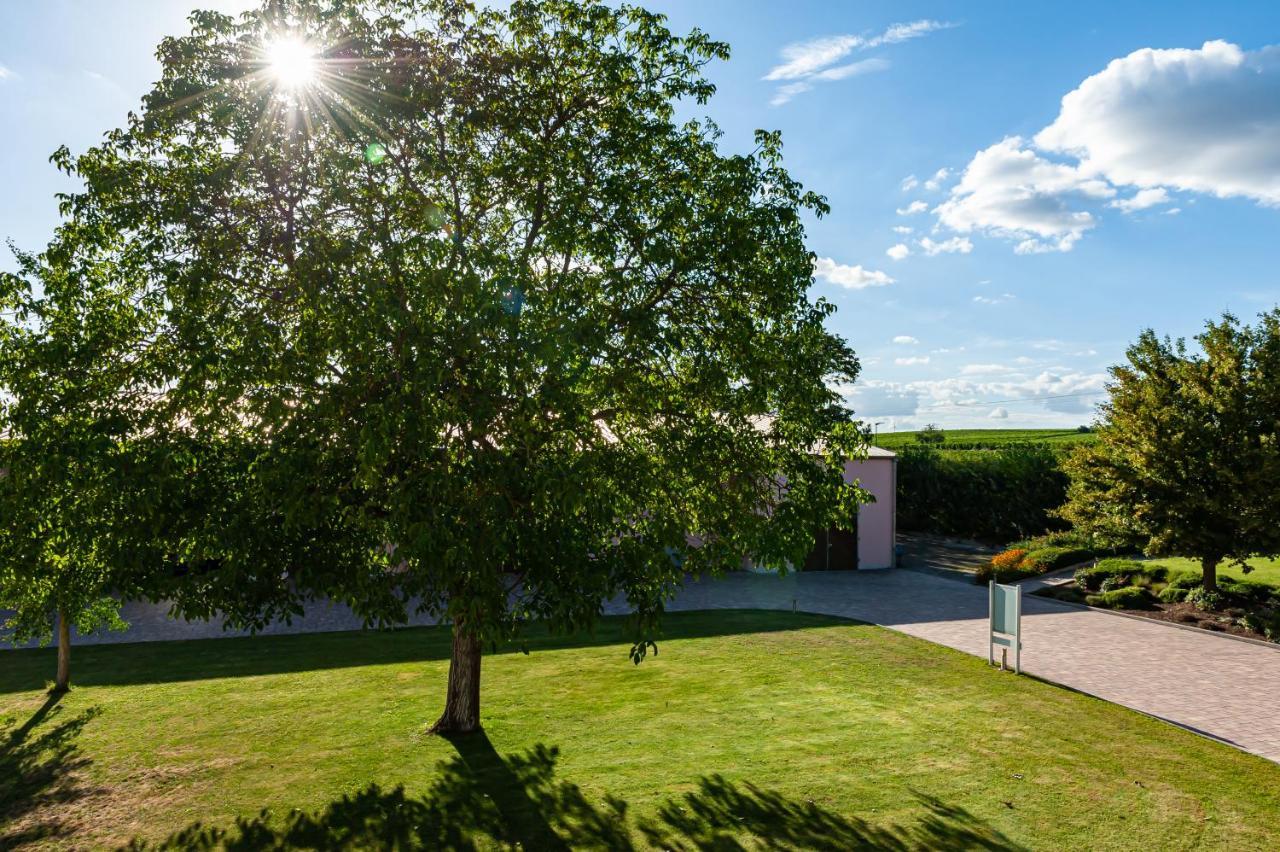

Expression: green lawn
xmin=1147 ymin=556 xmax=1280 ymax=589
xmin=3 ymin=611 xmax=1278 ymax=850
xmin=874 ymin=428 xmax=1096 ymax=450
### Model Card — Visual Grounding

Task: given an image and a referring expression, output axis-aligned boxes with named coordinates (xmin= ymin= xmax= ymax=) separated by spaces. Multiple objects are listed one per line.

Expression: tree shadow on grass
xmin=0 ymin=693 xmax=103 ymax=848
xmin=0 ymin=610 xmax=858 ymax=695
xmin=127 ymin=732 xmax=1025 ymax=851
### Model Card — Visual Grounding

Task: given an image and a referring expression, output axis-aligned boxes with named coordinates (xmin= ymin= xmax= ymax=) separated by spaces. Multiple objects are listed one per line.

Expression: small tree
xmin=41 ymin=0 xmax=866 ymax=731
xmin=0 ymin=247 xmax=152 ymax=689
xmin=1060 ymin=311 xmax=1280 ymax=591
xmin=915 ymin=424 xmax=945 ymax=445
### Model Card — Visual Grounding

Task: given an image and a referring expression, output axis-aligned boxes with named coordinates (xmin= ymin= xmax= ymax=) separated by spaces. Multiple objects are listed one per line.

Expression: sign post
xmin=988 ymin=581 xmax=1022 ymax=674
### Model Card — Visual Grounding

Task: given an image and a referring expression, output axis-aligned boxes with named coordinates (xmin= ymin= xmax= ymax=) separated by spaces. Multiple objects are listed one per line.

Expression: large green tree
xmin=38 ymin=0 xmax=865 ymax=732
xmin=1061 ymin=311 xmax=1280 ymax=591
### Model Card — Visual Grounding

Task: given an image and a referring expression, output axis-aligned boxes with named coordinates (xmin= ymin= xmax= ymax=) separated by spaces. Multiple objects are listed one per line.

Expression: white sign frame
xmin=988 ymin=580 xmax=1022 ymax=674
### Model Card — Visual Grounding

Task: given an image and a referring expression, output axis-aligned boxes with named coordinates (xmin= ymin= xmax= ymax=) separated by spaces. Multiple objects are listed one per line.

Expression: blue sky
xmin=3 ymin=2 xmax=1279 ymax=430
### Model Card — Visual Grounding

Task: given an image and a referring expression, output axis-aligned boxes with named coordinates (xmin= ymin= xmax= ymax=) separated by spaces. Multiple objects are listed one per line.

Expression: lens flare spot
xmin=364 ymin=142 xmax=388 ymax=165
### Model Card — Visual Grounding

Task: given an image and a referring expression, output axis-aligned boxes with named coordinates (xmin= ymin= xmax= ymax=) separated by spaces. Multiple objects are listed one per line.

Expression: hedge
xmin=895 ymin=444 xmax=1069 ymax=542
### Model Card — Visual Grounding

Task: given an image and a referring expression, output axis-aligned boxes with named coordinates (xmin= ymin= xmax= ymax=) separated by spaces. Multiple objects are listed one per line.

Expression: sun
xmin=265 ymin=37 xmax=318 ymax=90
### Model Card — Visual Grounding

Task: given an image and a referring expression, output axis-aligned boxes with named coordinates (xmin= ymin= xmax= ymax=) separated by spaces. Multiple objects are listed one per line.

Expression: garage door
xmin=802 ymin=526 xmax=858 ymax=571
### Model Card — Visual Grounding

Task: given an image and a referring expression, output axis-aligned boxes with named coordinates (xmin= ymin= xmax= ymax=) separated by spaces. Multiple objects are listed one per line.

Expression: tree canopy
xmin=2 ymin=0 xmax=866 ymax=725
xmin=1060 ymin=311 xmax=1280 ymax=590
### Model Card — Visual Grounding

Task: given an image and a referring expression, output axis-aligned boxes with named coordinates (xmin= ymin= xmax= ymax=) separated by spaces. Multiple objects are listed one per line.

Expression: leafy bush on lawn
xmin=1020 ymin=547 xmax=1093 ymax=573
xmin=1159 ymin=585 xmax=1189 ymax=604
xmin=1187 ymin=587 xmax=1227 ymax=612
xmin=1074 ymin=558 xmax=1168 ymax=591
xmin=1220 ymin=579 xmax=1275 ymax=606
xmin=1086 ymin=586 xmax=1156 ymax=610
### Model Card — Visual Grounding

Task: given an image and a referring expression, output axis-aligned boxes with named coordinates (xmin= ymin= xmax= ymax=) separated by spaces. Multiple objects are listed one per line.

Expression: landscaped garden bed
xmin=1033 ymin=558 xmax=1280 ymax=644
xmin=972 ymin=531 xmax=1120 ymax=584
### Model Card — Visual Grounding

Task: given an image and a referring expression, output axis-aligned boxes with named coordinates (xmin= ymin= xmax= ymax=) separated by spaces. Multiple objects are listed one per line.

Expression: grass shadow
xmin=0 ymin=693 xmax=102 ymax=848
xmin=0 ymin=610 xmax=861 ymax=694
xmin=125 ymin=734 xmax=1025 ymax=851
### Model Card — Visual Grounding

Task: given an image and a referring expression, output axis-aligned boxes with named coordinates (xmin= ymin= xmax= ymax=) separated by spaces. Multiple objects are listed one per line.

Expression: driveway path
xmin=603 ymin=569 xmax=1280 ymax=764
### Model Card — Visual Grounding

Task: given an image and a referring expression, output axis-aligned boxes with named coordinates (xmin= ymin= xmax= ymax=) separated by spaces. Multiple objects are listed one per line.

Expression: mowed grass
xmin=874 ymin=428 xmax=1096 ymax=450
xmin=1149 ymin=556 xmax=1280 ymax=589
xmin=2 ymin=611 xmax=1279 ymax=850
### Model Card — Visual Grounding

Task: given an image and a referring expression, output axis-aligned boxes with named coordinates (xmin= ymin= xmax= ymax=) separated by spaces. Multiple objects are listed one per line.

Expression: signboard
xmin=988 ymin=581 xmax=1022 ymax=674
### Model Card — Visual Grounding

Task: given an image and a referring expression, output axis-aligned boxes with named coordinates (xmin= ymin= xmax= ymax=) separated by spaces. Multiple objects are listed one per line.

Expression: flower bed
xmin=1034 ymin=558 xmax=1280 ymax=643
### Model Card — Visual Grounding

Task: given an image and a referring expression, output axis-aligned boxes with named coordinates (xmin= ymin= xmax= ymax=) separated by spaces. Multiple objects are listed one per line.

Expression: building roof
xmin=866 ymin=446 xmax=896 ymax=459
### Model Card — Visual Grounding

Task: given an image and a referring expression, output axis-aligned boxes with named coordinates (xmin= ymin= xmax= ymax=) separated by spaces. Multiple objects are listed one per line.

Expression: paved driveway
xmin=603 ymin=569 xmax=1280 ymax=764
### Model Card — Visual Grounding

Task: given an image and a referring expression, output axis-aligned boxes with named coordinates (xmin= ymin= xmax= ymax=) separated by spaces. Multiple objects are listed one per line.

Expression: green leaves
xmin=1061 ymin=310 xmax=1280 ymax=573
xmin=3 ymin=0 xmax=867 ymax=659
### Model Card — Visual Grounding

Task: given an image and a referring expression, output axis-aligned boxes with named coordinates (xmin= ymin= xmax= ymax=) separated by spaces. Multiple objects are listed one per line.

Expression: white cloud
xmin=917 ymin=236 xmax=973 ymax=255
xmin=892 ymin=335 xmax=918 ymax=345
xmin=989 ymin=407 xmax=1009 ymax=419
xmin=924 ymin=167 xmax=951 ymax=191
xmin=960 ymin=363 xmax=1019 ymax=376
xmin=900 ymin=175 xmax=919 ymax=192
xmin=813 ymin=57 xmax=890 ymax=81
xmin=1164 ymin=207 xmax=1182 ymax=215
xmin=0 ymin=65 xmax=14 ymax=81
xmin=931 ymin=40 xmax=1280 ymax=252
xmin=1109 ymin=187 xmax=1170 ymax=213
xmin=1036 ymin=41 xmax=1280 ymax=205
xmin=813 ymin=257 xmax=894 ymax=289
xmin=895 ymin=356 xmax=930 ymax=366
xmin=844 ymin=380 xmax=921 ymax=417
xmin=886 ymin=243 xmax=911 ymax=260
xmin=892 ymin=225 xmax=914 ymax=234
xmin=764 ymin=21 xmax=953 ymax=104
xmin=896 ymin=200 xmax=928 ymax=215
xmin=765 ymin=34 xmax=865 ymax=81
xmin=973 ymin=293 xmax=1016 ymax=305
xmin=934 ymin=137 xmax=1113 ymax=253
xmin=769 ymin=82 xmax=813 ymax=106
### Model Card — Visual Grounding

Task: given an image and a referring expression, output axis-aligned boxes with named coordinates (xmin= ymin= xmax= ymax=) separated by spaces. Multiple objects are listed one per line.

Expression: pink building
xmin=755 ymin=446 xmax=898 ymax=573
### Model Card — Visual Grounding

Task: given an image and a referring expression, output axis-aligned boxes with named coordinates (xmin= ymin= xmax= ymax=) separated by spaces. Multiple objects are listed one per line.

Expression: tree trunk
xmin=431 ymin=620 xmax=482 ymax=734
xmin=54 ymin=610 xmax=71 ymax=693
xmin=1201 ymin=557 xmax=1219 ymax=593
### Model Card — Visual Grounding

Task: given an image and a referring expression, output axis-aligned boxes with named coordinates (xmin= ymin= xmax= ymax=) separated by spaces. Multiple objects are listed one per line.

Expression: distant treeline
xmin=895 ymin=444 xmax=1071 ymax=542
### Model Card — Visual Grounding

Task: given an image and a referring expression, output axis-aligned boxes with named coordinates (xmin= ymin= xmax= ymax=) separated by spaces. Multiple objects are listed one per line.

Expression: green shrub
xmin=974 ymin=561 xmax=1037 ymax=585
xmin=1165 ymin=571 xmax=1200 ymax=591
xmin=1075 ymin=558 xmax=1144 ymax=591
xmin=1159 ymin=585 xmax=1189 ymax=604
xmin=1099 ymin=574 xmax=1129 ymax=592
xmin=1021 ymin=546 xmax=1093 ymax=573
xmin=1086 ymin=586 xmax=1156 ymax=610
xmin=1187 ymin=587 xmax=1226 ymax=612
xmin=897 ymin=444 xmax=1069 ymax=542
xmin=1220 ymin=579 xmax=1274 ymax=606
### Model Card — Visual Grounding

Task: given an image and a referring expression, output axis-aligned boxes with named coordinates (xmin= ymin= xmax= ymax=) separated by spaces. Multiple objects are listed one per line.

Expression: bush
xmin=1220 ymin=579 xmax=1274 ymax=606
xmin=1021 ymin=546 xmax=1093 ymax=573
xmin=1237 ymin=611 xmax=1280 ymax=642
xmin=991 ymin=549 xmax=1028 ymax=570
xmin=1099 ymin=574 xmax=1129 ymax=592
xmin=1165 ymin=571 xmax=1200 ymax=591
xmin=1086 ymin=586 xmax=1156 ymax=610
xmin=974 ymin=560 xmax=1037 ymax=585
xmin=1187 ymin=587 xmax=1226 ymax=612
xmin=896 ymin=444 xmax=1069 ymax=542
xmin=1159 ymin=585 xmax=1189 ymax=604
xmin=1075 ymin=558 xmax=1139 ymax=591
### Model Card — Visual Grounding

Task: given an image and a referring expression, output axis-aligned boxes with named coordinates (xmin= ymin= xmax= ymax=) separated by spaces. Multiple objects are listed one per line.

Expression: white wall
xmin=844 ymin=456 xmax=896 ymax=569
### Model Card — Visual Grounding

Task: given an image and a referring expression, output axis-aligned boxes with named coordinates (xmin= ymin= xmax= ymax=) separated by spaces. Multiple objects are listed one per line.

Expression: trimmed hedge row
xmin=974 ymin=545 xmax=1093 ymax=585
xmin=896 ymin=444 xmax=1069 ymax=542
